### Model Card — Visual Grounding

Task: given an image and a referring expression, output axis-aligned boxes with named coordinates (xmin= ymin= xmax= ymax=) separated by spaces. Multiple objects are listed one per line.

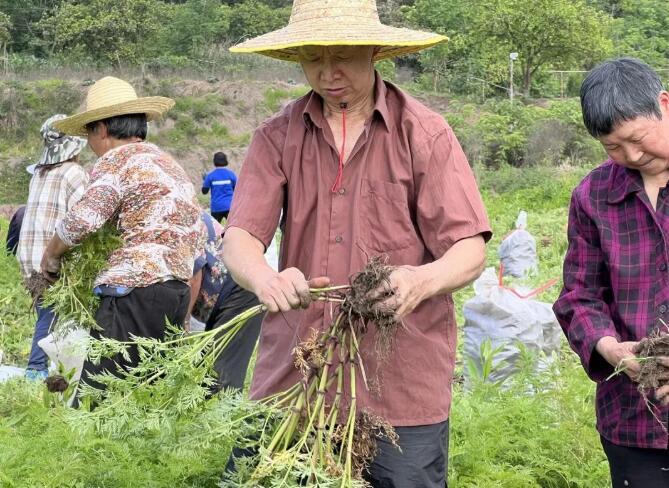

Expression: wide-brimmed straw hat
xmin=230 ymin=0 xmax=446 ymax=62
xmin=54 ymin=77 xmax=175 ymax=136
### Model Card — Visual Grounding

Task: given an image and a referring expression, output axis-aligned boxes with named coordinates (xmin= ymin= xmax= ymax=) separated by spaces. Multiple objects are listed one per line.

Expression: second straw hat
xmin=54 ymin=77 xmax=175 ymax=137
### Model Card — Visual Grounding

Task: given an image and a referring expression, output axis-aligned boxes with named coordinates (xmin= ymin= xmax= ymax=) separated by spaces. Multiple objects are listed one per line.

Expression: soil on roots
xmin=636 ymin=332 xmax=669 ymax=392
xmin=25 ymin=271 xmax=50 ymax=301
xmin=45 ymin=374 xmax=69 ymax=393
xmin=341 ymin=256 xmax=402 ymax=357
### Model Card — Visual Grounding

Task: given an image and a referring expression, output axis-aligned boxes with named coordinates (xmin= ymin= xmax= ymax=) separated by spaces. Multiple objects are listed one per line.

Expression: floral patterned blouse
xmin=57 ymin=142 xmax=204 ymax=288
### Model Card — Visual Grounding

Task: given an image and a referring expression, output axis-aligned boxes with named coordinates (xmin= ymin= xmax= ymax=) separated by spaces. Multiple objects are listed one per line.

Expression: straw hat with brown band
xmin=53 ymin=77 xmax=175 ymax=137
xmin=229 ymin=0 xmax=447 ymax=62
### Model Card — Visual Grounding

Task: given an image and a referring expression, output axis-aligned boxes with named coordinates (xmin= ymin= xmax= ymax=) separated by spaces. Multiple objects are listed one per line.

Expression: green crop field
xmin=0 ymin=163 xmax=609 ymax=487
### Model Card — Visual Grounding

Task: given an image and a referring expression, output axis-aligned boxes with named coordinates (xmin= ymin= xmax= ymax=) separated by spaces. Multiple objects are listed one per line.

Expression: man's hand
xmin=251 ymin=267 xmax=330 ymax=313
xmin=372 ymin=265 xmax=432 ymax=319
xmin=40 ymin=252 xmax=61 ymax=283
xmin=596 ymin=336 xmax=642 ymax=381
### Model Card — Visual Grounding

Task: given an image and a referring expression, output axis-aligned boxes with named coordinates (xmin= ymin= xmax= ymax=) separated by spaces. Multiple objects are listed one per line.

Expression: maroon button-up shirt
xmin=554 ymin=160 xmax=669 ymax=449
xmin=228 ymin=74 xmax=491 ymax=426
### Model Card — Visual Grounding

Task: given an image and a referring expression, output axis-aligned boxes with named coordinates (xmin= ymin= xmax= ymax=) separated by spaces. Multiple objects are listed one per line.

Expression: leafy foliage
xmin=473 ymin=0 xmax=612 ymax=96
xmin=450 ymin=357 xmax=608 ymax=487
xmin=0 ymin=0 xmax=666 ymax=100
xmin=0 ymin=377 xmax=262 ymax=488
xmin=444 ymin=98 xmax=604 ymax=168
xmin=405 ymin=0 xmax=612 ymax=96
xmin=613 ymin=0 xmax=669 ymax=69
xmin=38 ymin=0 xmax=170 ymax=67
xmin=41 ymin=225 xmax=123 ymax=332
xmin=0 ymin=221 xmax=33 ymax=366
xmin=0 ymin=11 xmax=10 ymax=46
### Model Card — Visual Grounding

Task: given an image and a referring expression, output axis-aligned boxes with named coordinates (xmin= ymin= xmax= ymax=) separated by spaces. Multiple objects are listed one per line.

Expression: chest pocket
xmin=359 ymin=178 xmax=418 ymax=252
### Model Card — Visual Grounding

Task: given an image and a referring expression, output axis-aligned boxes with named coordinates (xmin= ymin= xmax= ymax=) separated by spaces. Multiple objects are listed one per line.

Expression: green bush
xmin=0 ymin=164 xmax=31 ymax=205
xmin=0 ymin=80 xmax=84 ymax=157
xmin=445 ymin=99 xmax=604 ymax=168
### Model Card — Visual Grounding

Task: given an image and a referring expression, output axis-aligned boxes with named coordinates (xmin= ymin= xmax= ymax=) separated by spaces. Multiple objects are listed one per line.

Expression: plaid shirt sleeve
xmin=57 ymin=158 xmax=121 ymax=247
xmin=553 ymin=189 xmax=620 ymax=382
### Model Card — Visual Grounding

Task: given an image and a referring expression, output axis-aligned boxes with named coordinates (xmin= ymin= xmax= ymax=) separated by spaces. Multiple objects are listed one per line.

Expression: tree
xmin=614 ymin=0 xmax=669 ymax=68
xmin=474 ymin=0 xmax=613 ymax=96
xmin=0 ymin=11 xmax=10 ymax=74
xmin=0 ymin=0 xmax=62 ymax=55
xmin=403 ymin=0 xmax=494 ymax=94
xmin=39 ymin=0 xmax=169 ymax=66
xmin=227 ymin=0 xmax=290 ymax=42
xmin=162 ymin=0 xmax=232 ymax=56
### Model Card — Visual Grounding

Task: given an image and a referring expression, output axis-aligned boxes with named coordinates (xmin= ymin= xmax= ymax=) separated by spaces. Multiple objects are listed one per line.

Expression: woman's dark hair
xmin=86 ymin=113 xmax=148 ymax=140
xmin=580 ymin=58 xmax=664 ymax=138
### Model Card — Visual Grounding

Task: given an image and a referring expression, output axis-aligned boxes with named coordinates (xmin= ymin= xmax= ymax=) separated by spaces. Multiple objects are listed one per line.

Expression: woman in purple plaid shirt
xmin=554 ymin=58 xmax=669 ymax=487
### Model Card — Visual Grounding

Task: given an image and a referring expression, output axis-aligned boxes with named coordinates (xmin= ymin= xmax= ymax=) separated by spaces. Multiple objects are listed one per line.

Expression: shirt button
xmin=660 ymin=263 xmax=668 ymax=271
xmin=338 ymin=188 xmax=346 ymax=196
xmin=660 ymin=305 xmax=668 ymax=314
xmin=335 ymin=235 xmax=343 ymax=243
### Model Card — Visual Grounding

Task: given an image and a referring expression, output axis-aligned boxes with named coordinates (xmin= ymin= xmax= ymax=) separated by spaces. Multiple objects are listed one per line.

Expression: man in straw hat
xmin=41 ymin=77 xmax=203 ymax=397
xmin=18 ymin=114 xmax=88 ymax=381
xmin=223 ymin=1 xmax=491 ymax=485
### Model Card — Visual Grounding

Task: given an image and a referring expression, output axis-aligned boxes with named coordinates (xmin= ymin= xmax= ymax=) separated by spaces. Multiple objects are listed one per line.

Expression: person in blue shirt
xmin=202 ymin=152 xmax=237 ymax=222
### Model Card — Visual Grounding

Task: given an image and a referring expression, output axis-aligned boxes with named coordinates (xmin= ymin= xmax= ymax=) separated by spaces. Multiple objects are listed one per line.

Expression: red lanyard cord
xmin=331 ymin=103 xmax=347 ymax=193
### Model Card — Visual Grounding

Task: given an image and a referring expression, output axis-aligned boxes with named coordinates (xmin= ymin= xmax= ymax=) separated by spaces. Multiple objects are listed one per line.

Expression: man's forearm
xmin=222 ymin=226 xmax=275 ymax=294
xmin=420 ymin=235 xmax=486 ymax=298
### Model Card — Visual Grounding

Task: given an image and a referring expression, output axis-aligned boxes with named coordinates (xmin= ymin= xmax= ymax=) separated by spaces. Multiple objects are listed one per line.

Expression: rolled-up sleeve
xmin=226 ymin=123 xmax=286 ymax=249
xmin=553 ymin=190 xmax=619 ymax=382
xmin=57 ymin=158 xmax=121 ymax=246
xmin=415 ymin=127 xmax=492 ymax=259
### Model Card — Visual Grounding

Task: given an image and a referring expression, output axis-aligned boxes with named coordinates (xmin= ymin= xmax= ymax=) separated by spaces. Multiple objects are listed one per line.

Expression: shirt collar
xmin=607 ymin=160 xmax=644 ymax=204
xmin=302 ymin=71 xmax=392 ymax=133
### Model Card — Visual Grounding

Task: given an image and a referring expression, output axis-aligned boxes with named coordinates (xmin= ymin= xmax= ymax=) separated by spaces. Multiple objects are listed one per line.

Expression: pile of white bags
xmin=498 ymin=210 xmax=538 ymax=278
xmin=463 ymin=267 xmax=561 ymax=388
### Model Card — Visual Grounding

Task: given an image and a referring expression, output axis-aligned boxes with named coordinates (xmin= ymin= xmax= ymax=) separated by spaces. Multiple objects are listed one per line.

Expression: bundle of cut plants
xmin=28 ymin=225 xmax=123 ymax=332
xmin=224 ymin=256 xmax=402 ymax=487
xmin=69 ymin=256 xmax=403 ymax=487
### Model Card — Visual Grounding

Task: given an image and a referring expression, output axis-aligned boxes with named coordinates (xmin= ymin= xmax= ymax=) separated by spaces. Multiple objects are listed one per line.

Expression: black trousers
xmin=211 ymin=210 xmax=229 ymax=223
xmin=205 ymin=280 xmax=263 ymax=392
xmin=226 ymin=420 xmax=449 ymax=488
xmin=78 ymin=281 xmax=190 ymax=393
xmin=601 ymin=436 xmax=669 ymax=487
xmin=364 ymin=420 xmax=449 ymax=488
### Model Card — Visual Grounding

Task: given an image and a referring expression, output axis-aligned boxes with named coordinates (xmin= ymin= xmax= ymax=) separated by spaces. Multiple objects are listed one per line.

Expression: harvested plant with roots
xmin=241 ymin=256 xmax=402 ymax=487
xmin=72 ymin=256 xmax=402 ymax=487
xmin=634 ymin=331 xmax=669 ymax=432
